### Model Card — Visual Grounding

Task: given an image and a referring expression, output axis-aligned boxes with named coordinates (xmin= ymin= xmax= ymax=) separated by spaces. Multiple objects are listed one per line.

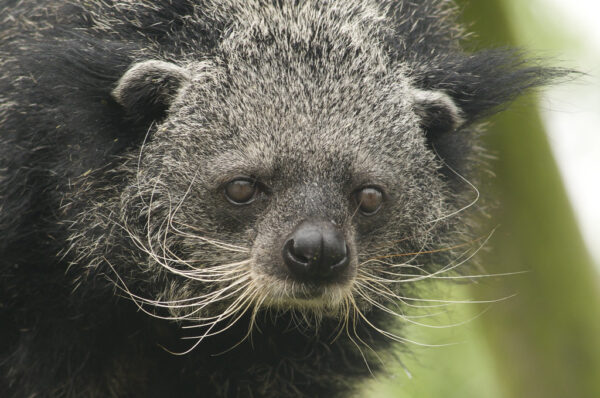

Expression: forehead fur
xmin=163 ymin=2 xmax=430 ymax=184
xmin=168 ymin=64 xmax=428 ymax=188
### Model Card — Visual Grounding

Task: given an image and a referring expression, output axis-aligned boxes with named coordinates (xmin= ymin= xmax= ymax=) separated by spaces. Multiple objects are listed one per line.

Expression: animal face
xmin=105 ymin=50 xmax=464 ymax=333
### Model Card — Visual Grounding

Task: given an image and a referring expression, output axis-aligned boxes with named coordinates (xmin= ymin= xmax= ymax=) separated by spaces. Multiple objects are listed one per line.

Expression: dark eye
xmin=224 ymin=178 xmax=257 ymax=205
xmin=355 ymin=186 xmax=383 ymax=215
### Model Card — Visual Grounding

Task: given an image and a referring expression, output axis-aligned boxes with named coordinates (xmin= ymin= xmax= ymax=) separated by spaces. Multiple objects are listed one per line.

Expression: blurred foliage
xmin=359 ymin=0 xmax=600 ymax=397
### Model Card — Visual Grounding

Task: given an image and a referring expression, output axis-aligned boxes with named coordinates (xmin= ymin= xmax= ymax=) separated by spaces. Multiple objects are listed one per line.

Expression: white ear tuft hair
xmin=412 ymin=89 xmax=464 ymax=137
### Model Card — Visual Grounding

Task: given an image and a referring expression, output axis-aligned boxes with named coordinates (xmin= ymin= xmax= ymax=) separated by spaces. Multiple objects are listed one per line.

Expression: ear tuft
xmin=112 ymin=60 xmax=190 ymax=123
xmin=413 ymin=89 xmax=464 ymax=141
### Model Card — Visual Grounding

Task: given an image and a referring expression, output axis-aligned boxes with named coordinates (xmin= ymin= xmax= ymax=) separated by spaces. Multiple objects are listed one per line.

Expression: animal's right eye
xmin=224 ymin=178 xmax=257 ymax=205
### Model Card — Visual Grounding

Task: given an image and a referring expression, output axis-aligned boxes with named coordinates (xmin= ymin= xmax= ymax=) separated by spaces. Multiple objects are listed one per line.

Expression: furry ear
xmin=413 ymin=89 xmax=469 ymax=176
xmin=112 ymin=60 xmax=191 ymax=123
xmin=413 ymin=89 xmax=464 ymax=142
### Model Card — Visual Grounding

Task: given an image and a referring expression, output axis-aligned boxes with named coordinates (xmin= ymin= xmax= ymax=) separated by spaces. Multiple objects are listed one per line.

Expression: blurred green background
xmin=358 ymin=1 xmax=600 ymax=397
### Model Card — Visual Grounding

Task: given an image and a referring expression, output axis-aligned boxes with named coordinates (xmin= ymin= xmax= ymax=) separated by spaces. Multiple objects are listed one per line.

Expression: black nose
xmin=282 ymin=220 xmax=350 ymax=281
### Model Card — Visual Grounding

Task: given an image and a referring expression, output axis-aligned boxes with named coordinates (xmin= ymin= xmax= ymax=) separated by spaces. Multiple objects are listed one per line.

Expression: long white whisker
xmin=354 ymin=287 xmax=494 ymax=330
xmin=170 ymin=220 xmax=251 ymax=253
xmin=426 ymin=145 xmax=480 ymax=225
xmin=135 ymin=122 xmax=155 ymax=207
xmin=349 ymin=292 xmax=454 ymax=348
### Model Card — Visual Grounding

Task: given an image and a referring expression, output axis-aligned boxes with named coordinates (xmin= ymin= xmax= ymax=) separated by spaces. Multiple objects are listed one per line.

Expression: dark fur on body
xmin=0 ymin=1 xmax=561 ymax=397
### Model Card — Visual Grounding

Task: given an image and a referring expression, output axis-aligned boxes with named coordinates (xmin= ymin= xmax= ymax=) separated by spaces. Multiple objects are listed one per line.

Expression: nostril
xmin=287 ymin=239 xmax=310 ymax=264
xmin=330 ymin=245 xmax=350 ymax=270
xmin=322 ymin=235 xmax=347 ymax=264
xmin=283 ymin=238 xmax=311 ymax=277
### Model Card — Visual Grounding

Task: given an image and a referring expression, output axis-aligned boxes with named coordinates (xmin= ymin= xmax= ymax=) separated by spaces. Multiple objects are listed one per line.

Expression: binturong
xmin=0 ymin=1 xmax=566 ymax=397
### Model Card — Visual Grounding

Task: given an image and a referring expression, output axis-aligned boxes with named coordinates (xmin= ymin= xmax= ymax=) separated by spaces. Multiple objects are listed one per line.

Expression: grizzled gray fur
xmin=0 ymin=1 xmax=561 ymax=397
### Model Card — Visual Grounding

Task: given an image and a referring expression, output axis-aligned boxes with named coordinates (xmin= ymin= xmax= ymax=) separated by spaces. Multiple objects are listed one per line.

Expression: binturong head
xmin=77 ymin=1 xmax=567 ymax=340
xmin=106 ymin=49 xmax=456 ymax=325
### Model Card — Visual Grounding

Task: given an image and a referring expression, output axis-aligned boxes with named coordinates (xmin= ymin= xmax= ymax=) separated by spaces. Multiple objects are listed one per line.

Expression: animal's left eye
xmin=224 ymin=178 xmax=257 ymax=204
xmin=355 ymin=187 xmax=384 ymax=215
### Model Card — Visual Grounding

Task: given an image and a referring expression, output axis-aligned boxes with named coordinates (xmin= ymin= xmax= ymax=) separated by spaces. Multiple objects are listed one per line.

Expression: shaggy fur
xmin=0 ymin=1 xmax=561 ymax=397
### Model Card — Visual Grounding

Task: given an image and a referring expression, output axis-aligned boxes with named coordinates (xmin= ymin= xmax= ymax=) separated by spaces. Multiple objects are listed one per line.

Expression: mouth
xmin=287 ymin=283 xmax=328 ymax=300
xmin=251 ymin=271 xmax=353 ymax=311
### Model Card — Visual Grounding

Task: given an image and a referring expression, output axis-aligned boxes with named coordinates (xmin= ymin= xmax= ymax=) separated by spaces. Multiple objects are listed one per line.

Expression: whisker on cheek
xmin=169 ymin=220 xmax=252 ymax=253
